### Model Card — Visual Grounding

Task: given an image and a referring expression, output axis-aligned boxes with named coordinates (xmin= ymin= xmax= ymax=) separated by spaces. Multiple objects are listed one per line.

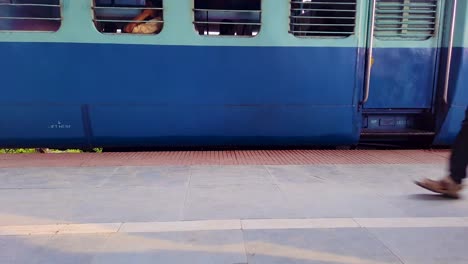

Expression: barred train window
xmin=194 ymin=0 xmax=261 ymax=37
xmin=93 ymin=0 xmax=163 ymax=34
xmin=0 ymin=0 xmax=61 ymax=32
xmin=290 ymin=0 xmax=357 ymax=38
xmin=374 ymin=0 xmax=438 ymax=40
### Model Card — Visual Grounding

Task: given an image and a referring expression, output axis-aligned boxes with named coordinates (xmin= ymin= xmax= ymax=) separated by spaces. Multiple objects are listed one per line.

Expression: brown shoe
xmin=415 ymin=177 xmax=463 ymax=199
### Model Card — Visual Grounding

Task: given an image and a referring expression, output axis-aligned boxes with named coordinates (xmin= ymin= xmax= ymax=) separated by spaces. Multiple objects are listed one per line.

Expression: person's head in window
xmin=124 ymin=0 xmax=162 ymax=34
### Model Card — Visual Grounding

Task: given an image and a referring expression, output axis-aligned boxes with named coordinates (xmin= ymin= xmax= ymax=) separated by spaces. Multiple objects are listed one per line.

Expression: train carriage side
xmin=0 ymin=0 xmax=364 ymax=148
xmin=434 ymin=0 xmax=468 ymax=145
xmin=358 ymin=0 xmax=467 ymax=146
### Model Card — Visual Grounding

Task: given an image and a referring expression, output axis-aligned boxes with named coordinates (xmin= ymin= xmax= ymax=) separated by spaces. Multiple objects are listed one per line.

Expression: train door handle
xmin=443 ymin=0 xmax=458 ymax=105
xmin=361 ymin=0 xmax=377 ymax=105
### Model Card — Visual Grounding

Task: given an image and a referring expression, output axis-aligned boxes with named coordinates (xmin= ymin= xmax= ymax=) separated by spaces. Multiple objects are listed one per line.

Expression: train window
xmin=0 ymin=0 xmax=62 ymax=32
xmin=193 ymin=0 xmax=261 ymax=37
xmin=374 ymin=0 xmax=438 ymax=40
xmin=289 ymin=0 xmax=357 ymax=38
xmin=92 ymin=0 xmax=163 ymax=34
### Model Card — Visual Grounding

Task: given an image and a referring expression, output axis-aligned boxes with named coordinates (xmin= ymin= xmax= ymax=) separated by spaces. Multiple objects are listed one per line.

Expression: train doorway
xmin=360 ymin=0 xmax=450 ymax=142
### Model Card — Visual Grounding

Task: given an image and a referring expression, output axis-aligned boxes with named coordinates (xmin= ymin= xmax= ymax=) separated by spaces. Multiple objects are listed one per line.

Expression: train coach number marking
xmin=48 ymin=121 xmax=71 ymax=129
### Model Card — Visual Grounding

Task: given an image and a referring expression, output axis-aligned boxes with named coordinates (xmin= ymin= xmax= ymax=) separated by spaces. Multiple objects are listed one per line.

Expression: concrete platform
xmin=1 ymin=150 xmax=467 ymax=264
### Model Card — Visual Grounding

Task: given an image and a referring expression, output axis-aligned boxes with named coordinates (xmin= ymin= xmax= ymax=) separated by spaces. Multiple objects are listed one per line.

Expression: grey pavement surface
xmin=1 ymin=164 xmax=468 ymax=263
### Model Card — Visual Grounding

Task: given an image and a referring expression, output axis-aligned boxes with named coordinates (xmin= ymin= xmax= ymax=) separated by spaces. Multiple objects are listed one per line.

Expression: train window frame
xmin=92 ymin=0 xmax=164 ymax=35
xmin=193 ymin=0 xmax=262 ymax=38
xmin=0 ymin=0 xmax=63 ymax=32
xmin=374 ymin=0 xmax=439 ymax=41
xmin=289 ymin=0 xmax=357 ymax=38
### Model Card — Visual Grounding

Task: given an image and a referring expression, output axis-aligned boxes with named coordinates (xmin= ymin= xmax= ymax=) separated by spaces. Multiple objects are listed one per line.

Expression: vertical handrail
xmin=443 ymin=0 xmax=458 ymax=105
xmin=361 ymin=0 xmax=377 ymax=105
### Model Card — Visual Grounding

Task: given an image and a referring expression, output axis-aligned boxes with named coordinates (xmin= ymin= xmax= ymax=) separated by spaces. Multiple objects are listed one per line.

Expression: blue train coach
xmin=0 ymin=0 xmax=466 ymax=148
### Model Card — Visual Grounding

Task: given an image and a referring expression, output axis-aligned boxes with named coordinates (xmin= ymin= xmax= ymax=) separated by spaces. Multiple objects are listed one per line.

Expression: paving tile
xmin=275 ymin=180 xmax=408 ymax=218
xmin=243 ymin=228 xmax=402 ymax=264
xmin=64 ymin=186 xmax=187 ymax=223
xmin=190 ymin=166 xmax=272 ymax=187
xmin=367 ymin=227 xmax=468 ymax=264
xmin=30 ymin=234 xmax=111 ymax=264
xmin=0 ymin=235 xmax=53 ymax=264
xmin=101 ymin=166 xmax=190 ymax=188
xmin=120 ymin=220 xmax=240 ymax=233
xmin=265 ymin=165 xmax=333 ymax=184
xmin=0 ymin=189 xmax=75 ymax=226
xmin=183 ymin=183 xmax=293 ymax=220
xmin=0 ymin=167 xmax=116 ymax=189
xmin=91 ymin=230 xmax=247 ymax=264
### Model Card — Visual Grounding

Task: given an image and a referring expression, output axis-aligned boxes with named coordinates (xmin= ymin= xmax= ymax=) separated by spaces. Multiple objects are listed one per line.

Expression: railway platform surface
xmin=1 ymin=149 xmax=468 ymax=264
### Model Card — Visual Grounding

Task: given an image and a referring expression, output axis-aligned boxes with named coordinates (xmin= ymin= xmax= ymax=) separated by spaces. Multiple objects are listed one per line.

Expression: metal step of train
xmin=360 ymin=111 xmax=436 ymax=144
xmin=361 ymin=129 xmax=435 ymax=137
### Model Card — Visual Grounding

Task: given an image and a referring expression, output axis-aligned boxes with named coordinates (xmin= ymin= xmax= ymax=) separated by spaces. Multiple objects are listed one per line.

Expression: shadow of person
xmin=408 ymin=193 xmax=459 ymax=201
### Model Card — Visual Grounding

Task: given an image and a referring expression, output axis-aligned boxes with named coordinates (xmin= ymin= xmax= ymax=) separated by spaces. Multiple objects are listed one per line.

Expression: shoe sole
xmin=414 ymin=180 xmax=459 ymax=199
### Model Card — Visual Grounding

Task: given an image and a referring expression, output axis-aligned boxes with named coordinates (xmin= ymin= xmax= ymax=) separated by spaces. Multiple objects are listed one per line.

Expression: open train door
xmin=360 ymin=0 xmax=446 ymax=144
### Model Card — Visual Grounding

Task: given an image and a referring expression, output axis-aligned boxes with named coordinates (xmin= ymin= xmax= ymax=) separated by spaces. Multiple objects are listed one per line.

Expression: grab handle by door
xmin=443 ymin=0 xmax=458 ymax=105
xmin=361 ymin=0 xmax=377 ymax=105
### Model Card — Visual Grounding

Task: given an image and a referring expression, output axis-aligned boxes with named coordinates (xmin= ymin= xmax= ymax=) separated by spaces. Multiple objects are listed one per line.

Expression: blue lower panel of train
xmin=89 ymin=104 xmax=358 ymax=147
xmin=0 ymin=42 xmax=466 ymax=147
xmin=0 ymin=42 xmax=361 ymax=147
xmin=435 ymin=48 xmax=468 ymax=145
xmin=0 ymin=103 xmax=358 ymax=147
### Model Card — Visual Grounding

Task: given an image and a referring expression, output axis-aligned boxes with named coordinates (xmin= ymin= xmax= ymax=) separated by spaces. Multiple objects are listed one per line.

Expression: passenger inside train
xmin=93 ymin=0 xmax=163 ymax=34
xmin=123 ymin=0 xmax=162 ymax=34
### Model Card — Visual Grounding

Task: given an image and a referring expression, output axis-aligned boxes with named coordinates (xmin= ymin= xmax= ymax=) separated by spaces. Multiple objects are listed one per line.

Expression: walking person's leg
xmin=416 ymin=107 xmax=468 ymax=198
xmin=449 ymin=108 xmax=468 ymax=184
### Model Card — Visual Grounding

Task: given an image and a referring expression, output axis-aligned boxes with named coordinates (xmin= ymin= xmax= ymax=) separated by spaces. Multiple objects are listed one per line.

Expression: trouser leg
xmin=450 ymin=107 xmax=468 ymax=184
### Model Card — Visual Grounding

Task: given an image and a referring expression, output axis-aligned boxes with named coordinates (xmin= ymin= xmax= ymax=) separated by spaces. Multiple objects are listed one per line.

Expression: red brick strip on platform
xmin=0 ymin=150 xmax=450 ymax=168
